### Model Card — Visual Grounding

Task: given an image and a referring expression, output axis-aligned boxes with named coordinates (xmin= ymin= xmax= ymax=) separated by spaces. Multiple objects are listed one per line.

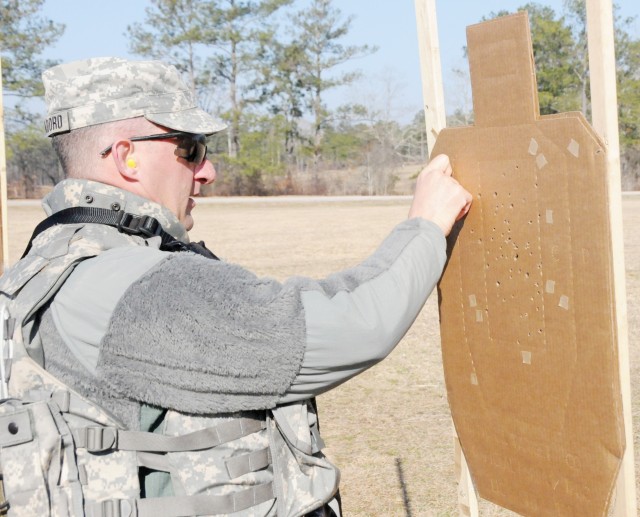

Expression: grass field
xmin=5 ymin=194 xmax=640 ymax=516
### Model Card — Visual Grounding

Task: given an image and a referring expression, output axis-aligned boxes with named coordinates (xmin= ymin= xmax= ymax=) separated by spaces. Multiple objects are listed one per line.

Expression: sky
xmin=39 ymin=0 xmax=640 ymax=121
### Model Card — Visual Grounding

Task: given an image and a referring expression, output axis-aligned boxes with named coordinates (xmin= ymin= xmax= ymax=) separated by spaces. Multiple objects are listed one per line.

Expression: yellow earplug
xmin=126 ymin=158 xmax=137 ymax=169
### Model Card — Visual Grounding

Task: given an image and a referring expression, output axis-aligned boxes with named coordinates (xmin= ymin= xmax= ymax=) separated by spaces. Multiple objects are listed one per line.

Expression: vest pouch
xmin=162 ymin=410 xmax=276 ymax=516
xmin=5 ymin=358 xmax=141 ymax=516
xmin=268 ymin=407 xmax=339 ymax=517
xmin=0 ymin=398 xmax=84 ymax=516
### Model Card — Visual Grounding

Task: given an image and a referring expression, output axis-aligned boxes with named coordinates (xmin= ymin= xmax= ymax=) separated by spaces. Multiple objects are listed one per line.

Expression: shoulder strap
xmin=22 ymin=207 xmax=219 ymax=260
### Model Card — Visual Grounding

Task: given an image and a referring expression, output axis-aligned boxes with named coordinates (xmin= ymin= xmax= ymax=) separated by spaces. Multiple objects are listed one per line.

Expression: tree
xmin=526 ymin=3 xmax=581 ymax=114
xmin=6 ymin=123 xmax=63 ymax=197
xmin=1 ymin=0 xmax=64 ymax=196
xmin=127 ymin=0 xmax=210 ymax=98
xmin=1 ymin=0 xmax=64 ymax=129
xmin=616 ymin=33 xmax=640 ymax=148
xmin=550 ymin=0 xmax=640 ymax=176
xmin=289 ymin=0 xmax=376 ymax=169
xmin=562 ymin=0 xmax=590 ymax=114
xmin=562 ymin=0 xmax=640 ymax=143
xmin=258 ymin=39 xmax=309 ymax=165
xmin=1 ymin=0 xmax=64 ymax=99
xmin=200 ymin=0 xmax=293 ymax=159
xmin=447 ymin=67 xmax=474 ymax=127
xmin=320 ymin=71 xmax=419 ymax=196
xmin=129 ymin=0 xmax=292 ymax=161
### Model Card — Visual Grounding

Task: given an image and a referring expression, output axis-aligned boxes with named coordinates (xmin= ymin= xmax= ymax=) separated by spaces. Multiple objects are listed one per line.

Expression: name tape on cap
xmin=44 ymin=112 xmax=71 ymax=137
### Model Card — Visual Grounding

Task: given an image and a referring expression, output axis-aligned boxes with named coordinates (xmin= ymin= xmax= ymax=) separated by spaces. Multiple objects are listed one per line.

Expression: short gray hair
xmin=51 ymin=117 xmax=148 ymax=179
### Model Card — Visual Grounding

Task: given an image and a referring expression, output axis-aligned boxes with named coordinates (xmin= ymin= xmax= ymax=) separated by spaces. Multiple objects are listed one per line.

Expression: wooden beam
xmin=454 ymin=433 xmax=479 ymax=517
xmin=414 ymin=0 xmax=447 ymax=156
xmin=0 ymin=60 xmax=10 ymax=272
xmin=414 ymin=2 xmax=479 ymax=515
xmin=585 ymin=1 xmax=638 ymax=515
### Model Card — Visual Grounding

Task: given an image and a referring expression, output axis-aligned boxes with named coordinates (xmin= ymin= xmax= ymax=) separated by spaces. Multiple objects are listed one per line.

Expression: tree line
xmin=1 ymin=0 xmax=639 ymax=197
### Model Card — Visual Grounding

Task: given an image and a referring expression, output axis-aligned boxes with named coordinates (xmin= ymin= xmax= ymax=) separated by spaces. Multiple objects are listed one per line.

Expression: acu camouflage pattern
xmin=42 ymin=179 xmax=190 ymax=242
xmin=0 ymin=360 xmax=140 ymax=516
xmin=0 ymin=180 xmax=340 ymax=516
xmin=266 ymin=405 xmax=340 ymax=516
xmin=0 ymin=180 xmax=157 ymax=515
xmin=161 ymin=403 xmax=339 ymax=516
xmin=43 ymin=57 xmax=226 ymax=137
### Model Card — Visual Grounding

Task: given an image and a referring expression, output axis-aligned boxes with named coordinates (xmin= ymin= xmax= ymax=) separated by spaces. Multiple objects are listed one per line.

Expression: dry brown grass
xmin=5 ymin=195 xmax=640 ymax=516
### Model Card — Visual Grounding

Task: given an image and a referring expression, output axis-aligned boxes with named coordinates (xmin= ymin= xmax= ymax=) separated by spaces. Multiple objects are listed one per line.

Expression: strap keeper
xmin=51 ymin=390 xmax=70 ymax=412
xmin=75 ymin=426 xmax=118 ymax=452
xmin=90 ymin=499 xmax=134 ymax=517
xmin=78 ymin=464 xmax=88 ymax=485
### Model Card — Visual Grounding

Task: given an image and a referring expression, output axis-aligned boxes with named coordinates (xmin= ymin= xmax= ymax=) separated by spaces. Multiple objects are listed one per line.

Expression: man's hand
xmin=408 ymin=154 xmax=472 ymax=236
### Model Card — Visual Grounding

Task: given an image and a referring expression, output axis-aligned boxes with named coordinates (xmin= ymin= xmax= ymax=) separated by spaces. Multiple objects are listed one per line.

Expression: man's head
xmin=43 ymin=57 xmax=225 ymax=230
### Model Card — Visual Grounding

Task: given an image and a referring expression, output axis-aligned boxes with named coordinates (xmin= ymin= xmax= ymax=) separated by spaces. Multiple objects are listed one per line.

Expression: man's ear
xmin=112 ymin=140 xmax=138 ymax=181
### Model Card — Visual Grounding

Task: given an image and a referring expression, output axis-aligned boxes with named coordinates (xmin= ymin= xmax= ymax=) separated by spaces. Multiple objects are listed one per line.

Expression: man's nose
xmin=194 ymin=159 xmax=216 ymax=185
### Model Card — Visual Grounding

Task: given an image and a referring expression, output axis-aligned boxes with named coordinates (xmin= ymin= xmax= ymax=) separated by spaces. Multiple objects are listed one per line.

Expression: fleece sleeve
xmin=51 ymin=218 xmax=446 ymax=414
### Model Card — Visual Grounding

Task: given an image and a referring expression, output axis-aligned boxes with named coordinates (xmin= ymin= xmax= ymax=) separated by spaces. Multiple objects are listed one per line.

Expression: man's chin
xmin=183 ymin=214 xmax=195 ymax=231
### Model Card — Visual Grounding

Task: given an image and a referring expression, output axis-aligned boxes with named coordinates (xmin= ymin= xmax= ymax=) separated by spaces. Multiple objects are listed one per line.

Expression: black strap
xmin=21 ymin=207 xmax=219 ymax=260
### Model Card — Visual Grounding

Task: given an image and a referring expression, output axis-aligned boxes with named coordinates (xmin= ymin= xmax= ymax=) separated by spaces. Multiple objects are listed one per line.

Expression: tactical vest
xmin=0 ymin=221 xmax=339 ymax=516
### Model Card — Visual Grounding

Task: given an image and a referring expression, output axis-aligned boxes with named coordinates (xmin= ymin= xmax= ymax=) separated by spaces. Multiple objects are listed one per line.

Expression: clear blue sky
xmin=41 ymin=0 xmax=640 ymax=121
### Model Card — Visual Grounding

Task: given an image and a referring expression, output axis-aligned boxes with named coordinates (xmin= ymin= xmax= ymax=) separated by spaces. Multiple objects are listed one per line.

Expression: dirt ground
xmin=5 ymin=194 xmax=640 ymax=516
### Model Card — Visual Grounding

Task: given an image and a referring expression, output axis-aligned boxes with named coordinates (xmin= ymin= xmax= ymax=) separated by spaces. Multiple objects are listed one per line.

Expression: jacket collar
xmin=42 ymin=179 xmax=190 ymax=243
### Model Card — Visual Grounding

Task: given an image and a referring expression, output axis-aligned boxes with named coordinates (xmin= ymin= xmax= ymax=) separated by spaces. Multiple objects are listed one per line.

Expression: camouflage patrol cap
xmin=42 ymin=57 xmax=226 ymax=137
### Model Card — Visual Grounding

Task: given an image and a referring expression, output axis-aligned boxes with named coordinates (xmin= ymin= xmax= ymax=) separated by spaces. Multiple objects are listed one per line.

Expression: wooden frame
xmin=414 ymin=0 xmax=637 ymax=515
xmin=0 ymin=60 xmax=10 ymax=273
xmin=585 ymin=1 xmax=637 ymax=514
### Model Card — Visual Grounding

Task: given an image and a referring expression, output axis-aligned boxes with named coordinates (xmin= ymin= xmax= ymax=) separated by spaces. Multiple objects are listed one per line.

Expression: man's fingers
xmin=443 ymin=161 xmax=453 ymax=177
xmin=454 ymin=188 xmax=473 ymax=221
xmin=427 ymin=154 xmax=452 ymax=176
xmin=456 ymin=199 xmax=473 ymax=221
xmin=409 ymin=153 xmax=473 ymax=235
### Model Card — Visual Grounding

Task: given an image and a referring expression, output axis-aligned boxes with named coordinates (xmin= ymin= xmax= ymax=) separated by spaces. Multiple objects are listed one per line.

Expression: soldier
xmin=0 ymin=57 xmax=471 ymax=516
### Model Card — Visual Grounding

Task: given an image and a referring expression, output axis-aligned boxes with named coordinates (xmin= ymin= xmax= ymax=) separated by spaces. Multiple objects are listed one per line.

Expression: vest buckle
xmin=116 ymin=211 xmax=161 ymax=238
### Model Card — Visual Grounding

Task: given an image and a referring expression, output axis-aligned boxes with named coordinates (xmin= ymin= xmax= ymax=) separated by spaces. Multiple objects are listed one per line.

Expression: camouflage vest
xmin=0 ymin=182 xmax=339 ymax=516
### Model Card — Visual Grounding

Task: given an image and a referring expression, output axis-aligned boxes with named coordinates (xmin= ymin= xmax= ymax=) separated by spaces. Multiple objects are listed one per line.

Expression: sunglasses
xmin=99 ymin=131 xmax=208 ymax=165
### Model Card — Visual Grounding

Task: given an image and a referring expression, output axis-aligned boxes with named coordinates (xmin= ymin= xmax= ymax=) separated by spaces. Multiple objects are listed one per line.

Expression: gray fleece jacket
xmin=42 ymin=180 xmax=446 ymax=420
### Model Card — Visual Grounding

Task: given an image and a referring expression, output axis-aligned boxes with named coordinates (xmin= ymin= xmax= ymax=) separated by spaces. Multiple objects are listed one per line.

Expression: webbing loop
xmin=225 ymin=447 xmax=272 ymax=479
xmin=75 ymin=417 xmax=266 ymax=454
xmin=91 ymin=483 xmax=275 ymax=517
xmin=138 ymin=482 xmax=274 ymax=517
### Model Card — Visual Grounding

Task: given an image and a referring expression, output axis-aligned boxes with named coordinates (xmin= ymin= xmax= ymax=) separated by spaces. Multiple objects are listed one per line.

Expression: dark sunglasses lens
xmin=194 ymin=141 xmax=207 ymax=164
xmin=175 ymin=135 xmax=207 ymax=164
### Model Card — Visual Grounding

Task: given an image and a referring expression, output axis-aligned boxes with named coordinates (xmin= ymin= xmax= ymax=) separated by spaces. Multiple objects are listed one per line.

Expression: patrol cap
xmin=42 ymin=57 xmax=226 ymax=137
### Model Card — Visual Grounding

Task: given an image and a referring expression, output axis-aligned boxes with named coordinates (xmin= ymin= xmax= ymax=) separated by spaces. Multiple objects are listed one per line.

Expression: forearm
xmin=280 ymin=218 xmax=446 ymax=403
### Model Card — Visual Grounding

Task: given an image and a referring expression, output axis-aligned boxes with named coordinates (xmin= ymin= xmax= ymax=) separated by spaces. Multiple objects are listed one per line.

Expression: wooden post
xmin=586 ymin=1 xmax=637 ymax=515
xmin=414 ymin=0 xmax=446 ymax=157
xmin=414 ymin=2 xmax=479 ymax=516
xmin=0 ymin=60 xmax=10 ymax=272
xmin=454 ymin=434 xmax=479 ymax=517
